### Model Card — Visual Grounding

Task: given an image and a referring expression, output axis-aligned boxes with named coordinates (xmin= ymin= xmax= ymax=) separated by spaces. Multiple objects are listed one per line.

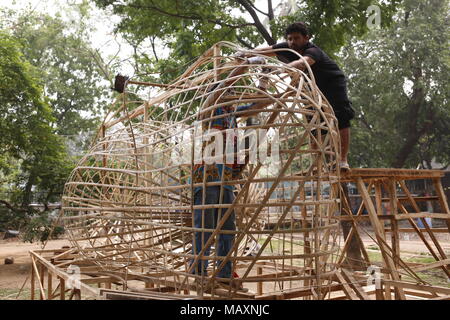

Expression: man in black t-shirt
xmin=255 ymin=22 xmax=354 ymax=170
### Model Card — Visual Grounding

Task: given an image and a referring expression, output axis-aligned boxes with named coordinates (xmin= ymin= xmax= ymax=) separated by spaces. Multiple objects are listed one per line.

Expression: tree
xmin=2 ymin=7 xmax=110 ymax=142
xmin=0 ymin=31 xmax=72 ymax=213
xmin=342 ymin=0 xmax=450 ymax=168
xmin=93 ymin=0 xmax=400 ymax=82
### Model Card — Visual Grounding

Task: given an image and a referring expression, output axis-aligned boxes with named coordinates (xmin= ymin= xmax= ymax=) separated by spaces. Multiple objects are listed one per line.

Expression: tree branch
xmin=0 ymin=200 xmax=26 ymax=213
xmin=268 ymin=0 xmax=274 ymax=20
xmin=246 ymin=0 xmax=269 ymax=17
xmin=150 ymin=36 xmax=159 ymax=62
xmin=117 ymin=2 xmax=254 ymax=29
xmin=234 ymin=0 xmax=275 ymax=44
xmin=358 ymin=114 xmax=373 ymax=132
xmin=236 ymin=35 xmax=254 ymax=49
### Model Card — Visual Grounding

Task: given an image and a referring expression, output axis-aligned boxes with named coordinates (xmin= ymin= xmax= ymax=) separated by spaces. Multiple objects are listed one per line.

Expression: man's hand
xmin=288 ymin=56 xmax=316 ymax=71
xmin=246 ymin=56 xmax=266 ymax=65
xmin=233 ymin=50 xmax=251 ymax=59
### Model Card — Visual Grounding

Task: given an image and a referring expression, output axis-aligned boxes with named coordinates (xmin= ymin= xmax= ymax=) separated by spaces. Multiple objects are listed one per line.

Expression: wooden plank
xmin=384 ymin=279 xmax=391 ymax=300
xmin=384 ymin=280 xmax=450 ymax=296
xmin=393 ymin=213 xmax=450 ymax=220
xmin=341 ymin=168 xmax=444 ymax=181
xmin=30 ymin=250 xmax=99 ymax=298
xmin=384 ymin=228 xmax=449 ymax=233
xmin=336 ymin=213 xmax=450 ymax=220
xmin=341 ymin=269 xmax=371 ymax=300
xmin=60 ymin=277 xmax=65 ymax=300
xmin=81 ymin=276 xmax=115 ymax=285
xmin=257 ymin=267 xmax=263 ymax=296
xmin=47 ymin=272 xmax=52 ymax=300
xmin=335 ymin=270 xmax=359 ymax=300
xmin=410 ymin=258 xmax=450 ymax=272
xmin=51 ymin=248 xmax=77 ymax=261
xmin=39 ymin=262 xmax=45 ymax=300
xmin=387 ymin=179 xmax=400 ymax=275
xmin=375 ymin=286 xmax=385 ymax=300
xmin=429 ymin=295 xmax=450 ymax=300
xmin=432 ymin=178 xmax=450 ymax=232
xmin=30 ymin=258 xmax=35 ymax=300
xmin=356 ymin=178 xmax=406 ymax=300
xmin=31 ymin=257 xmax=46 ymax=300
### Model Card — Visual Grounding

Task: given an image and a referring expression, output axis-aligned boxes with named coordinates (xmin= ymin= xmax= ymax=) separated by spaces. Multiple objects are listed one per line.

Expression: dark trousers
xmin=191 ymin=186 xmax=236 ymax=278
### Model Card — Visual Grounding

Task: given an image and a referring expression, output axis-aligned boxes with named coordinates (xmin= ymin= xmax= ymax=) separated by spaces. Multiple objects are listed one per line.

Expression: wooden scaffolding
xmin=28 ymin=42 xmax=450 ymax=300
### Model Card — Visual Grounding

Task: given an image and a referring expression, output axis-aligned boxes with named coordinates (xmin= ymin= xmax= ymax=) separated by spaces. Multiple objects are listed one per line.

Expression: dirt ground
xmin=0 ymin=235 xmax=448 ymax=300
xmin=0 ymin=238 xmax=70 ymax=295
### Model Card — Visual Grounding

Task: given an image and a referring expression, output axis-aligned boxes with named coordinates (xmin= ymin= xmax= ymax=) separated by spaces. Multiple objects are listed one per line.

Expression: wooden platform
xmin=340 ymin=168 xmax=444 ymax=182
xmin=28 ymin=167 xmax=449 ymax=300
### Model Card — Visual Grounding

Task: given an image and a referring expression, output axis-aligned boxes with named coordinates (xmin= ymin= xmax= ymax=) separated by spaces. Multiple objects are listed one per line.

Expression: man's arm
xmin=288 ymin=56 xmax=316 ymax=71
xmin=252 ymin=46 xmax=277 ymax=57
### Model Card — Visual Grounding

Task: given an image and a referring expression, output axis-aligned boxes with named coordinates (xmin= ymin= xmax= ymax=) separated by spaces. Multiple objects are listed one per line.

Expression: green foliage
xmin=93 ymin=0 xmax=400 ymax=81
xmin=22 ymin=213 xmax=65 ymax=243
xmin=342 ymin=0 xmax=450 ymax=168
xmin=3 ymin=11 xmax=109 ymax=139
xmin=0 ymin=5 xmax=116 ymax=242
xmin=0 ymin=29 xmax=72 ymax=204
xmin=0 ymin=31 xmax=53 ymax=157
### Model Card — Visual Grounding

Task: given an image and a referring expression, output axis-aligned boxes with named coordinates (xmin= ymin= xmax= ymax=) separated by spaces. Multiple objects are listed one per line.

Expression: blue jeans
xmin=191 ymin=186 xmax=236 ymax=278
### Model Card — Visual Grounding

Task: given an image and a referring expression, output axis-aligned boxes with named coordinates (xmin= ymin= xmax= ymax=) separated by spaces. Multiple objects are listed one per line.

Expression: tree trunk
xmin=391 ymin=68 xmax=427 ymax=168
xmin=22 ymin=172 xmax=36 ymax=211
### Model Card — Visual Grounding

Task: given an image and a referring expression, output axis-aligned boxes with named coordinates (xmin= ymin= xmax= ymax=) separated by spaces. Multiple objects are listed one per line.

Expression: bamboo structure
xmin=60 ymin=42 xmax=342 ymax=299
xmin=336 ymin=168 xmax=450 ymax=300
xmin=43 ymin=42 xmax=450 ymax=300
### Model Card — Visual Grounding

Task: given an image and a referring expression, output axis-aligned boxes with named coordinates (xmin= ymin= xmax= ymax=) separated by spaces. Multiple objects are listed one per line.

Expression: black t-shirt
xmin=272 ymin=42 xmax=349 ymax=103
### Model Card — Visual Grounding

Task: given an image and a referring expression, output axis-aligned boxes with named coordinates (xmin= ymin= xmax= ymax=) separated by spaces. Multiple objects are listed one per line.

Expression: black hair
xmin=285 ymin=22 xmax=310 ymax=38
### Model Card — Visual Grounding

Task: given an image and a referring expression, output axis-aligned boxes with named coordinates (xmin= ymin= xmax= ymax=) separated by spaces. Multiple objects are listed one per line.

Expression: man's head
xmin=285 ymin=22 xmax=310 ymax=52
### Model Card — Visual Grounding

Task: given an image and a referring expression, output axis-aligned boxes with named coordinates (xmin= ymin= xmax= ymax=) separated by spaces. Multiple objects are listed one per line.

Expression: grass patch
xmin=0 ymin=288 xmax=42 ymax=300
xmin=402 ymin=271 xmax=450 ymax=288
xmin=367 ymin=251 xmax=383 ymax=262
xmin=257 ymin=237 xmax=305 ymax=255
xmin=405 ymin=256 xmax=437 ymax=264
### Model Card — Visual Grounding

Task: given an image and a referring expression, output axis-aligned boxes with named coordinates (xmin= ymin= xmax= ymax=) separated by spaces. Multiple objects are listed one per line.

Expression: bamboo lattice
xmin=61 ymin=42 xmax=343 ymax=299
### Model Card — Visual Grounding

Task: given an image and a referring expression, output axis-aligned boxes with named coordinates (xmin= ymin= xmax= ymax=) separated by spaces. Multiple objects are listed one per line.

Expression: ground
xmin=0 ymin=235 xmax=448 ymax=300
xmin=0 ymin=238 xmax=70 ymax=299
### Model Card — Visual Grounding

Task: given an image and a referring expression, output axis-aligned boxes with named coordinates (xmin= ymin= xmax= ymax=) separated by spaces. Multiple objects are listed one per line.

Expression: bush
xmin=21 ymin=212 xmax=65 ymax=243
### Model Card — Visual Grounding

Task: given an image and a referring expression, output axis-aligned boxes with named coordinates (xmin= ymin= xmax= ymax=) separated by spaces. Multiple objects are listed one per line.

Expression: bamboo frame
xmin=31 ymin=42 xmax=448 ymax=300
xmin=59 ymin=42 xmax=341 ymax=299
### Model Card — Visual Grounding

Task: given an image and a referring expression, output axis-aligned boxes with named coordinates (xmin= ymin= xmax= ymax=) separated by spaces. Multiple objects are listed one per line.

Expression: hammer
xmin=112 ymin=74 xmax=182 ymax=93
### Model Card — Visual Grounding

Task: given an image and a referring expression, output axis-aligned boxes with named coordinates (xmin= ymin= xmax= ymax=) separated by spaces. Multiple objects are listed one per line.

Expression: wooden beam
xmin=60 ymin=277 xmax=65 ymax=300
xmin=356 ymin=177 xmax=406 ymax=300
xmin=409 ymin=258 xmax=450 ymax=273
xmin=341 ymin=168 xmax=444 ymax=181
xmin=384 ymin=280 xmax=450 ymax=296
xmin=335 ymin=270 xmax=359 ymax=300
xmin=30 ymin=250 xmax=99 ymax=298
xmin=432 ymin=178 xmax=450 ymax=232
xmin=30 ymin=259 xmax=35 ymax=300
xmin=341 ymin=269 xmax=371 ymax=300
xmin=47 ymin=272 xmax=52 ymax=300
